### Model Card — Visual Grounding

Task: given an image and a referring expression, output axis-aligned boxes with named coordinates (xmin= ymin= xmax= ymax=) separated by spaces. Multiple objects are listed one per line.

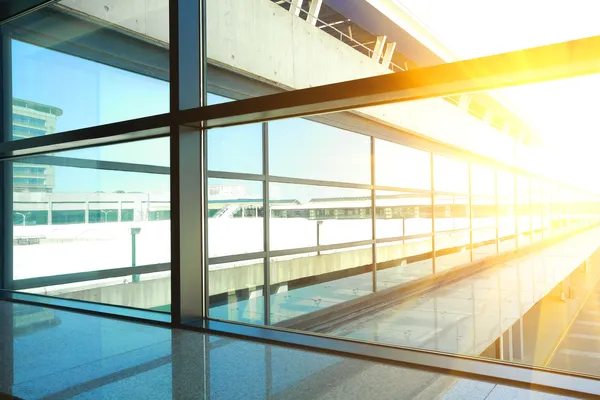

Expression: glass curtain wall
xmin=0 ymin=0 xmax=171 ymax=310
xmin=205 ymin=94 xmax=600 ymax=328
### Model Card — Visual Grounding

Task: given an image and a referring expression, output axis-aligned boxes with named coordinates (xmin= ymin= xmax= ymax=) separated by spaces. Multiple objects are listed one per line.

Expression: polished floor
xmin=0 ymin=300 xmax=584 ymax=399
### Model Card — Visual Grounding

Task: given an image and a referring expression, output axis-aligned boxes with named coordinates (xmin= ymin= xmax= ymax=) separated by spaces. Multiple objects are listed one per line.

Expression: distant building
xmin=12 ymin=98 xmax=63 ymax=193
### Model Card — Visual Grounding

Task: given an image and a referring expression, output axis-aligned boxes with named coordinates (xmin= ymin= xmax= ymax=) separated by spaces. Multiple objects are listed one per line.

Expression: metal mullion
xmin=263 ymin=122 xmax=271 ymax=325
xmin=370 ymin=137 xmax=376 ymax=292
xmin=207 ymin=170 xmax=266 ymax=181
xmin=0 ymin=114 xmax=171 ymax=161
xmin=200 ymin=0 xmax=209 ymax=321
xmin=514 ymin=172 xmax=519 ymax=249
xmin=1 ymin=36 xmax=12 ymax=291
xmin=430 ymin=153 xmax=436 ymax=274
xmin=168 ymin=0 xmax=181 ymax=325
xmin=178 ymin=34 xmax=600 ymax=129
xmin=529 ymin=178 xmax=533 ymax=243
xmin=269 ymin=175 xmax=372 ymax=190
xmin=468 ymin=163 xmax=473 ymax=262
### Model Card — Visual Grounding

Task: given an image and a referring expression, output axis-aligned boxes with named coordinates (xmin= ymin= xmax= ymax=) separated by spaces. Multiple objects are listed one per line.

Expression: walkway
xmin=330 ymin=228 xmax=600 ymax=357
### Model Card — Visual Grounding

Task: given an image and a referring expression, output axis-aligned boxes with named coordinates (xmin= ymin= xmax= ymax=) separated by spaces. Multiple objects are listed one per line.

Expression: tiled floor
xmin=0 ymin=300 xmax=580 ymax=399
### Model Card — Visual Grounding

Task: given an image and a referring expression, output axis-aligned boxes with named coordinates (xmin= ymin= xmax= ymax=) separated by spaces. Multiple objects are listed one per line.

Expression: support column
xmin=306 ymin=0 xmax=322 ymax=26
xmin=290 ymin=0 xmax=304 ymax=17
xmin=170 ymin=0 xmax=206 ymax=323
xmin=381 ymin=42 xmax=397 ymax=69
xmin=371 ymin=35 xmax=387 ymax=61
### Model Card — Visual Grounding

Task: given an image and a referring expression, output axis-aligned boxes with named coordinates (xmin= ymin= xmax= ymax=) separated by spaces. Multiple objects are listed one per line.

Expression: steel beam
xmin=179 ymin=34 xmax=600 ymax=129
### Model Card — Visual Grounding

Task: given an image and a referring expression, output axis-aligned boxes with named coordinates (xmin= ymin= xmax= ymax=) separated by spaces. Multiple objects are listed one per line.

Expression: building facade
xmin=12 ymin=98 xmax=62 ymax=193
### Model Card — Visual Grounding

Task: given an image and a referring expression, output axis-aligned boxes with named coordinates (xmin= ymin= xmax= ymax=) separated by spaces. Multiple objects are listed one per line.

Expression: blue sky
xmin=12 ymin=39 xmax=433 ymax=200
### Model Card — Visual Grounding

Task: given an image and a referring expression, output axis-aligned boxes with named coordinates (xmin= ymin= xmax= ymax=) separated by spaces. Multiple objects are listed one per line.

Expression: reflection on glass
xmin=209 ymin=258 xmax=265 ymax=325
xmin=376 ymin=191 xmax=432 ymax=239
xmin=208 ymin=179 xmax=264 ymax=258
xmin=270 ymin=246 xmax=373 ymax=325
xmin=11 ymin=37 xmax=168 ymax=136
xmin=269 ymin=118 xmax=371 ymax=184
xmin=269 ymin=183 xmax=371 ymax=251
xmin=435 ymin=231 xmax=471 ymax=272
xmin=434 ymin=194 xmax=470 ymax=232
xmin=376 ymin=238 xmax=433 ymax=291
xmin=12 ymin=139 xmax=171 ymax=311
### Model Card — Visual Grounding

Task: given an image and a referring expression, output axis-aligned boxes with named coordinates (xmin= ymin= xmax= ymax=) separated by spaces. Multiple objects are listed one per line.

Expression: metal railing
xmin=277 ymin=0 xmax=405 ymax=72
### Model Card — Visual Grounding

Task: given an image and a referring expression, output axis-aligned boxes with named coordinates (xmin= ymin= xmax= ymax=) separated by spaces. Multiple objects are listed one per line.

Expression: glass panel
xmin=472 ymin=196 xmax=496 ymax=229
xmin=376 ymin=238 xmax=433 ymax=291
xmin=434 ymin=231 xmax=471 ymax=272
xmin=269 ymin=118 xmax=371 ymax=184
xmin=12 ymin=139 xmax=171 ymax=310
xmin=208 ymin=179 xmax=264 ymax=258
xmin=471 ymin=164 xmax=495 ymax=196
xmin=517 ymin=176 xmax=531 ymax=247
xmin=9 ymin=0 xmax=169 ymax=138
xmin=376 ymin=190 xmax=432 ymax=239
xmin=269 ymin=183 xmax=371 ymax=251
xmin=472 ymin=228 xmax=497 ymax=261
xmin=434 ymin=194 xmax=470 ymax=232
xmin=208 ymin=123 xmax=263 ymax=174
xmin=270 ymin=246 xmax=373 ymax=325
xmin=209 ymin=258 xmax=265 ymax=325
xmin=434 ymin=155 xmax=468 ymax=194
xmin=375 ymin=139 xmax=430 ymax=190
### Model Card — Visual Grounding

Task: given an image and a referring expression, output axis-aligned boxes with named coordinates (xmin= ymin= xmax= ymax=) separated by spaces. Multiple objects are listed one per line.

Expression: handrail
xmin=13 ymin=262 xmax=171 ymax=290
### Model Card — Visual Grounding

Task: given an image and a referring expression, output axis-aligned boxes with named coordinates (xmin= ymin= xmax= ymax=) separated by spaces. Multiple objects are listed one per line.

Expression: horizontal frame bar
xmin=0 ymin=113 xmax=170 ymax=161
xmin=12 ymin=262 xmax=170 ymax=290
xmin=207 ymin=170 xmax=266 ymax=181
xmin=181 ymin=35 xmax=600 ymax=131
xmin=22 ymin=155 xmax=170 ymax=175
